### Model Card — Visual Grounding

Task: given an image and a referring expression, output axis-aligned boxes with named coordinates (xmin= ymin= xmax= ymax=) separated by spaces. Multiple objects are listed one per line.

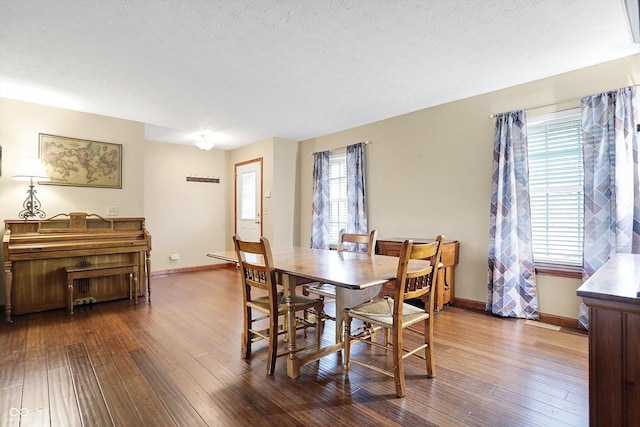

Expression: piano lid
xmin=38 ymin=212 xmax=114 ymax=233
xmin=4 ymin=212 xmax=148 ymax=240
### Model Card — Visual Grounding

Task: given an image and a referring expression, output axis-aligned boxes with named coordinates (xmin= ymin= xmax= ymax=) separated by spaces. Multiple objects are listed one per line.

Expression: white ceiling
xmin=1 ymin=0 xmax=638 ymax=150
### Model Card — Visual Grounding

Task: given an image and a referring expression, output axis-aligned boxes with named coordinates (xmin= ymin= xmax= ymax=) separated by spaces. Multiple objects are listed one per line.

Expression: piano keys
xmin=2 ymin=212 xmax=151 ymax=322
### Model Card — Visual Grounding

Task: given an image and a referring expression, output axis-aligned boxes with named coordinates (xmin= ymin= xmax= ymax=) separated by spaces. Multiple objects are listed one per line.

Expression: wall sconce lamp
xmin=12 ymin=157 xmax=50 ymax=219
xmin=196 ymin=135 xmax=215 ymax=151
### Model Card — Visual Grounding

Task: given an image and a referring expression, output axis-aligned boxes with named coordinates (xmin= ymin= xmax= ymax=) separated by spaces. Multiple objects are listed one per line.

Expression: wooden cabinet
xmin=376 ymin=238 xmax=459 ymax=311
xmin=577 ymin=254 xmax=640 ymax=427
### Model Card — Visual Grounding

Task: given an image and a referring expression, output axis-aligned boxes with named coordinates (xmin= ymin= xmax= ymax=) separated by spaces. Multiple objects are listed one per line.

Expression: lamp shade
xmin=12 ymin=157 xmax=51 ymax=182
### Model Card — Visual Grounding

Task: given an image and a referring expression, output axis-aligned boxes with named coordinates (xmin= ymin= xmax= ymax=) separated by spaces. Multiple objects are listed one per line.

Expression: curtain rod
xmin=488 ymin=84 xmax=640 ymax=119
xmin=311 ymin=140 xmax=370 ymax=155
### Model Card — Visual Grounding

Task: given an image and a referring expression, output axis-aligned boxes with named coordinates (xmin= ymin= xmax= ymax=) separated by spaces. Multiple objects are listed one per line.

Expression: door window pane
xmin=241 ymin=171 xmax=256 ymax=220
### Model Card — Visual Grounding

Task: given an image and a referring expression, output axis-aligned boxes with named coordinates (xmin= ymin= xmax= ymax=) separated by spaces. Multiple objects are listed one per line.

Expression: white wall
xmin=144 ymin=141 xmax=227 ymax=271
xmin=296 ymin=53 xmax=640 ymax=320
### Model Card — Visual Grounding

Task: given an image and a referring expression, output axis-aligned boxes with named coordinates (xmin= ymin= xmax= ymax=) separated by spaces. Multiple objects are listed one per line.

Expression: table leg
xmin=278 ymin=273 xmax=363 ymax=379
xmin=447 ymin=266 xmax=455 ymax=305
xmin=281 ymin=273 xmax=301 ymax=379
xmin=436 ymin=268 xmax=444 ymax=311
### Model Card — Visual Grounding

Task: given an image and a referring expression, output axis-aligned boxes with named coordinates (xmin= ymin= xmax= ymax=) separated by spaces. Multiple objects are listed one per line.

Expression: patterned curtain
xmin=579 ymin=86 xmax=639 ymax=329
xmin=487 ymin=110 xmax=540 ymax=319
xmin=310 ymin=150 xmax=330 ymax=249
xmin=346 ymin=142 xmax=367 ymax=235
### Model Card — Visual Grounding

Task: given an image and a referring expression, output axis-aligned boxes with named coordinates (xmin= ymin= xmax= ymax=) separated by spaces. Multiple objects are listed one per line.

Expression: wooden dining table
xmin=207 ymin=246 xmax=431 ymax=379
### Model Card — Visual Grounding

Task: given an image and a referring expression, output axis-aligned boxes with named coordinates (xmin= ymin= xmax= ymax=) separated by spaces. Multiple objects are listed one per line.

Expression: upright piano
xmin=3 ymin=212 xmax=151 ymax=322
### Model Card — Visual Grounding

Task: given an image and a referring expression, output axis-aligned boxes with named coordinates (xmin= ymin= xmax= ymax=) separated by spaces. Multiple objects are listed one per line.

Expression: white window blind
xmin=527 ymin=110 xmax=583 ymax=267
xmin=328 ymin=151 xmax=347 ymax=245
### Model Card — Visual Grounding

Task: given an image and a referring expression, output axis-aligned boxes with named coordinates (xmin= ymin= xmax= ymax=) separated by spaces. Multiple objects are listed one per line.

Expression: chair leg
xmin=318 ymin=304 xmax=325 ymax=336
xmin=266 ymin=311 xmax=278 ymax=375
xmin=302 ymin=285 xmax=323 ymax=336
xmin=335 ymin=297 xmax=344 ymax=343
xmin=315 ymin=302 xmax=322 ymax=350
xmin=343 ymin=310 xmax=351 ymax=372
xmin=384 ymin=328 xmax=390 ymax=352
xmin=392 ymin=326 xmax=406 ymax=398
xmin=242 ymin=307 xmax=251 ymax=359
xmin=241 ymin=332 xmax=248 ymax=359
xmin=424 ymin=317 xmax=435 ymax=378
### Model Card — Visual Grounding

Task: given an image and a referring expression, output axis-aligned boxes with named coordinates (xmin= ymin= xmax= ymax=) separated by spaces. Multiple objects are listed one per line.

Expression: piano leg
xmin=134 ymin=272 xmax=139 ymax=305
xmin=145 ymin=252 xmax=151 ymax=302
xmin=4 ymin=266 xmax=13 ymax=324
xmin=130 ymin=272 xmax=139 ymax=305
xmin=67 ymin=277 xmax=74 ymax=315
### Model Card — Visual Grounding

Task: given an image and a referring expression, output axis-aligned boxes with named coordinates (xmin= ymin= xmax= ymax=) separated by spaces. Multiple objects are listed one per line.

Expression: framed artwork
xmin=38 ymin=134 xmax=122 ymax=188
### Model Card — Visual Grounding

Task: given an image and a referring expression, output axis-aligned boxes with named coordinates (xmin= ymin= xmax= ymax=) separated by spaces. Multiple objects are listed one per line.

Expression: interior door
xmin=235 ymin=158 xmax=262 ymax=242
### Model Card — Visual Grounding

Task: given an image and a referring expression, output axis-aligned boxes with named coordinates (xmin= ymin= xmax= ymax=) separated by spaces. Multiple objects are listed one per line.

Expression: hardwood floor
xmin=0 ymin=267 xmax=589 ymax=426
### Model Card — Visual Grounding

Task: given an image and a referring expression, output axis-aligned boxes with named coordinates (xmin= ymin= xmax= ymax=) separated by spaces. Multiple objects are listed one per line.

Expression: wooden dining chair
xmin=305 ymin=229 xmax=378 ymax=341
xmin=233 ymin=234 xmax=323 ymax=375
xmin=342 ymin=235 xmax=444 ymax=397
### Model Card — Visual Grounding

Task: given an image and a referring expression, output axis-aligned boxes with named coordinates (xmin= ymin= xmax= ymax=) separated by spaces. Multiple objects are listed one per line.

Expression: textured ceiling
xmin=1 ymin=0 xmax=638 ymax=150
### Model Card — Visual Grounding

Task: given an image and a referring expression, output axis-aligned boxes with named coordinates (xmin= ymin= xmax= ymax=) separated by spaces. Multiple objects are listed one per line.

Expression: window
xmin=240 ymin=171 xmax=257 ymax=220
xmin=328 ymin=150 xmax=347 ymax=245
xmin=527 ymin=109 xmax=583 ymax=271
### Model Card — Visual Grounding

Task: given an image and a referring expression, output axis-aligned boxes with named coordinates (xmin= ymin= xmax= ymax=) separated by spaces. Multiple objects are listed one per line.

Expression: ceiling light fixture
xmin=196 ymin=135 xmax=215 ymax=151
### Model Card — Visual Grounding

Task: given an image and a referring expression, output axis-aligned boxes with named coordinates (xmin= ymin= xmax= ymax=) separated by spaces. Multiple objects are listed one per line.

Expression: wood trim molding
xmin=452 ymin=297 xmax=585 ymax=333
xmin=452 ymin=297 xmax=485 ymax=311
xmin=151 ymin=262 xmax=235 ymax=277
xmin=538 ymin=312 xmax=586 ymax=333
xmin=534 ymin=265 xmax=582 ymax=279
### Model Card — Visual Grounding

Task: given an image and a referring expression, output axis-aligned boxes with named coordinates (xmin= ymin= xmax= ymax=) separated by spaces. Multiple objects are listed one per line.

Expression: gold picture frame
xmin=38 ymin=134 xmax=122 ymax=189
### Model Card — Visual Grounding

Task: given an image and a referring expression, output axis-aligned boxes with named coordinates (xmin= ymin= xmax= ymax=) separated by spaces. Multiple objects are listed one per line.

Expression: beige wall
xmin=297 ymin=53 xmax=640 ymax=320
xmin=0 ymin=98 xmax=145 ymax=218
xmin=225 ymin=138 xmax=274 ymax=250
xmin=2 ymin=54 xmax=639 ymax=318
xmin=272 ymin=138 xmax=299 ymax=249
xmin=0 ymin=98 xmax=230 ymax=295
xmin=144 ymin=141 xmax=227 ymax=271
xmin=0 ymin=98 xmax=146 ymax=305
xmin=224 ymin=137 xmax=298 ymax=251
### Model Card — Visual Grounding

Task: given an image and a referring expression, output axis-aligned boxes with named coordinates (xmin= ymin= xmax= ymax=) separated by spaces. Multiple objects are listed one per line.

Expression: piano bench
xmin=65 ymin=263 xmax=139 ymax=315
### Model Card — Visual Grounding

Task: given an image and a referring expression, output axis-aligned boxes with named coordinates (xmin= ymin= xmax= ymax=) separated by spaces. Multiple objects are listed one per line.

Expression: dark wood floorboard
xmin=0 ymin=267 xmax=589 ymax=426
xmin=66 ymin=343 xmax=112 ymax=426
